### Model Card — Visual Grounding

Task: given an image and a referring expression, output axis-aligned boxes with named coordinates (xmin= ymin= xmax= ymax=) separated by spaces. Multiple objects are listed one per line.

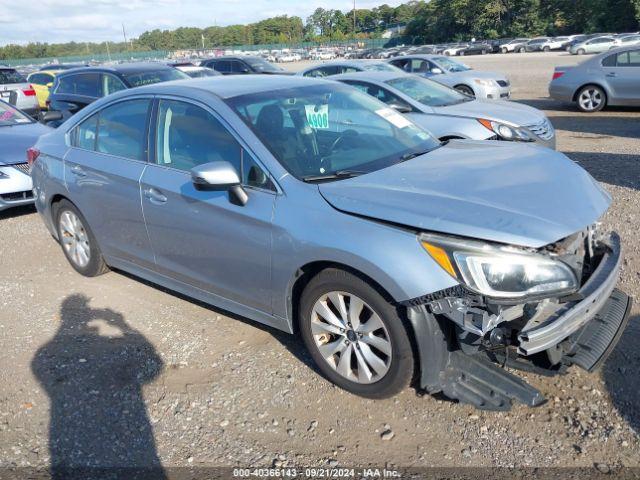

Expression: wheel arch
xmin=572 ymin=82 xmax=609 ymax=103
xmin=287 ymin=261 xmax=400 ymax=336
xmin=453 ymin=84 xmax=475 ymax=95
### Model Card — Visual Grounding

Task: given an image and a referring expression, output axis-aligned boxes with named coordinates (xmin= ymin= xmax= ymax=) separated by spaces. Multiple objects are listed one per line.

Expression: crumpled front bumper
xmin=518 ymin=232 xmax=623 ymax=355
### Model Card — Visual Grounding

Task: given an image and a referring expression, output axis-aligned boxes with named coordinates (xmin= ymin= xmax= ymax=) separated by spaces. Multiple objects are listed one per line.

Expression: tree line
xmin=2 ymin=0 xmax=639 ymax=61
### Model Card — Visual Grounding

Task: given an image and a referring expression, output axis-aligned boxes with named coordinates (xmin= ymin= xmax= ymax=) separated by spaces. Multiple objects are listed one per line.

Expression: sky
xmin=0 ymin=0 xmax=404 ymax=46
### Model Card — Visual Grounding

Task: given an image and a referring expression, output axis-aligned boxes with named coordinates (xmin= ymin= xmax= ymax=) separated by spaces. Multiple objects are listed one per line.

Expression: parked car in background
xmin=27 ymin=69 xmax=62 ymax=109
xmin=488 ymin=38 xmax=513 ymax=53
xmin=388 ymin=55 xmax=511 ymax=99
xmin=38 ymin=64 xmax=89 ymax=71
xmin=500 ymin=38 xmax=530 ymax=53
xmin=564 ymin=35 xmax=590 ymax=51
xmin=175 ymin=65 xmax=220 ymax=78
xmin=30 ymin=75 xmax=631 ymax=410
xmin=614 ymin=34 xmax=640 ymax=47
xmin=334 ymin=71 xmax=555 ymax=148
xmin=570 ymin=36 xmax=617 ymax=55
xmin=47 ymin=63 xmax=189 ymax=123
xmin=297 ymin=60 xmax=402 ymax=78
xmin=460 ymin=42 xmax=493 ymax=55
xmin=442 ymin=44 xmax=468 ymax=56
xmin=0 ymin=66 xmax=39 ymax=117
xmin=524 ymin=37 xmax=552 ymax=52
xmin=544 ymin=36 xmax=573 ymax=50
xmin=549 ymin=46 xmax=640 ymax=112
xmin=200 ymin=56 xmax=286 ymax=75
xmin=0 ymin=100 xmax=52 ymax=211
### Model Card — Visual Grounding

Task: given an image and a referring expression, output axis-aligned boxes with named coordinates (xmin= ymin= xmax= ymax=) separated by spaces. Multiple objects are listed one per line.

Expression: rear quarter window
xmin=0 ymin=69 xmax=27 ymax=84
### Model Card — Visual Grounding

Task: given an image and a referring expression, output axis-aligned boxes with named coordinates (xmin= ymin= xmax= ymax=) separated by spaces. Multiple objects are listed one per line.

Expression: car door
xmin=140 ymin=98 xmax=276 ymax=314
xmin=606 ymin=50 xmax=640 ymax=104
xmin=64 ymin=97 xmax=155 ymax=268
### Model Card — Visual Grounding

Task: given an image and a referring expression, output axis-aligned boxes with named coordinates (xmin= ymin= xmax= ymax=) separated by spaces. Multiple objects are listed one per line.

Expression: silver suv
xmin=0 ymin=66 xmax=39 ymax=117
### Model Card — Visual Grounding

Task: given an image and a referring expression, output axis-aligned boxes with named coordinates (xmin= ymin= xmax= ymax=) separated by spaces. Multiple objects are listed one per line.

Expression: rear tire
xmin=543 ymin=46 xmax=551 ymax=52
xmin=501 ymin=47 xmax=508 ymax=54
xmin=518 ymin=47 xmax=525 ymax=53
xmin=55 ymin=200 xmax=109 ymax=277
xmin=577 ymin=48 xmax=586 ymax=55
xmin=576 ymin=85 xmax=606 ymax=112
xmin=299 ymin=268 xmax=415 ymax=399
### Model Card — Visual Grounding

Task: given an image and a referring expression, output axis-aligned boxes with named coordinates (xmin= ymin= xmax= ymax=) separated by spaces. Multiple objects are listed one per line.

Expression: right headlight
xmin=478 ymin=119 xmax=534 ymax=142
xmin=420 ymin=233 xmax=578 ymax=299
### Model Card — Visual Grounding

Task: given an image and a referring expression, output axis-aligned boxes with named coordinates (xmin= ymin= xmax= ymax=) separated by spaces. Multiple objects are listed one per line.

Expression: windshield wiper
xmin=399 ymin=146 xmax=439 ymax=162
xmin=302 ymin=169 xmax=366 ymax=183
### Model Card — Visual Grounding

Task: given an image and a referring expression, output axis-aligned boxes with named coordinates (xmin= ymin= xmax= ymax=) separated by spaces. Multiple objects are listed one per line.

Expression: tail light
xmin=23 ymin=85 xmax=37 ymax=96
xmin=552 ymin=71 xmax=565 ymax=80
xmin=27 ymin=147 xmax=40 ymax=169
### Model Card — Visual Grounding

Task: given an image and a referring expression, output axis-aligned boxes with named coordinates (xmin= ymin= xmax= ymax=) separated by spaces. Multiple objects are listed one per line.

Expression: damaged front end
xmin=406 ymin=228 xmax=632 ymax=410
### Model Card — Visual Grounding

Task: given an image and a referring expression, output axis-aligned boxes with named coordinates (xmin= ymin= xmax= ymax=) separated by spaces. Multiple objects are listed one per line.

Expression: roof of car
xmin=331 ymin=71 xmax=407 ymax=83
xmin=131 ymin=74 xmax=331 ymax=99
xmin=57 ymin=62 xmax=177 ymax=77
xmin=201 ymin=56 xmax=263 ymax=62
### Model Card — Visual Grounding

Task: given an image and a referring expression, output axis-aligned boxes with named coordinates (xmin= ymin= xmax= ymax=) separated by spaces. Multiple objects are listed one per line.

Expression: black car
xmin=460 ymin=41 xmax=493 ymax=55
xmin=488 ymin=38 xmax=513 ymax=53
xmin=47 ymin=63 xmax=188 ymax=123
xmin=199 ymin=56 xmax=286 ymax=75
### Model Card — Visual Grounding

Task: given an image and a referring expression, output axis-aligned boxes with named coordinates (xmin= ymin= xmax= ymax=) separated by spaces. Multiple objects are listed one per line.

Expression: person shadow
xmin=31 ymin=294 xmax=165 ymax=480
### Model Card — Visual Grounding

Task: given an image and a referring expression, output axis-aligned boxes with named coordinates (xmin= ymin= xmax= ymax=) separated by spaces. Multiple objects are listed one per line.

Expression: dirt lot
xmin=1 ymin=51 xmax=639 ymax=475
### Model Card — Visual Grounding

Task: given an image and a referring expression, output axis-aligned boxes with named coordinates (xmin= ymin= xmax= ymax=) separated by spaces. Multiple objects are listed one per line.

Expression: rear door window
xmin=95 ymin=99 xmax=150 ymax=160
xmin=102 ymin=74 xmax=127 ymax=95
xmin=616 ymin=50 xmax=640 ymax=66
xmin=57 ymin=73 xmax=101 ymax=97
xmin=213 ymin=60 xmax=231 ymax=73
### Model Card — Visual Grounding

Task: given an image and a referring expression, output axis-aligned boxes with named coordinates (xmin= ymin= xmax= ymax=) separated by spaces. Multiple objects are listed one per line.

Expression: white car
xmin=312 ymin=51 xmax=336 ymax=61
xmin=442 ymin=44 xmax=468 ymax=56
xmin=543 ymin=37 xmax=571 ymax=50
xmin=614 ymin=34 xmax=640 ymax=47
xmin=500 ymin=38 xmax=530 ymax=53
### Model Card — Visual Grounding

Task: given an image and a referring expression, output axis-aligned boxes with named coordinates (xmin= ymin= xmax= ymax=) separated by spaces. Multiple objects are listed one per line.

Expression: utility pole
xmin=122 ymin=23 xmax=128 ymax=49
xmin=353 ymin=0 xmax=356 ymax=37
xmin=106 ymin=41 xmax=112 ymax=62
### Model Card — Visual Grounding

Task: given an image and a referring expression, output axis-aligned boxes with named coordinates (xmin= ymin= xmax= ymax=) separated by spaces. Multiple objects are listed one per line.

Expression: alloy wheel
xmin=310 ymin=291 xmax=392 ymax=384
xmin=578 ymin=88 xmax=603 ymax=111
xmin=59 ymin=210 xmax=91 ymax=268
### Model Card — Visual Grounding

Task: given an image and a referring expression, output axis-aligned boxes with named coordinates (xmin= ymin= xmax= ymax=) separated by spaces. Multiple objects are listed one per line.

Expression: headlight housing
xmin=473 ymin=78 xmax=497 ymax=87
xmin=420 ymin=233 xmax=578 ymax=299
xmin=478 ymin=118 xmax=534 ymax=142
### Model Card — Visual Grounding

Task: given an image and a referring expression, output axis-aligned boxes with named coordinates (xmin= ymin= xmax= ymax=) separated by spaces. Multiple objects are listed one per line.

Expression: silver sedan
xmin=387 ymin=54 xmax=511 ymax=100
xmin=333 ymin=71 xmax=555 ymax=149
xmin=549 ymin=46 xmax=640 ymax=112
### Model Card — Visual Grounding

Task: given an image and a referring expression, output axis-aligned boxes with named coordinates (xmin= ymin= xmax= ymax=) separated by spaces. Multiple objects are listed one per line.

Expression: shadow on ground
xmin=603 ymin=315 xmax=640 ymax=434
xmin=31 ymin=294 xmax=166 ymax=480
xmin=0 ymin=204 xmax=36 ymax=220
xmin=563 ymin=152 xmax=640 ymax=190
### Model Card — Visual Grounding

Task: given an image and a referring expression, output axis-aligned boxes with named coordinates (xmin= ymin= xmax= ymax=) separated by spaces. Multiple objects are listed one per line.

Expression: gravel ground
xmin=0 ymin=51 xmax=639 ymax=475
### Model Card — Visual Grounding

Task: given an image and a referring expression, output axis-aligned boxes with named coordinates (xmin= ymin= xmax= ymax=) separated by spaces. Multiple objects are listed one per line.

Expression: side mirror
xmin=431 ymin=67 xmax=443 ymax=74
xmin=40 ymin=110 xmax=63 ymax=123
xmin=46 ymin=82 xmax=53 ymax=88
xmin=388 ymin=102 xmax=412 ymax=114
xmin=190 ymin=161 xmax=248 ymax=206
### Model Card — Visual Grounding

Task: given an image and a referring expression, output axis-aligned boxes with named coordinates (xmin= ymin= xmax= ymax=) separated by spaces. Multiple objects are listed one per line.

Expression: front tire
xmin=501 ymin=47 xmax=508 ymax=53
xmin=454 ymin=84 xmax=475 ymax=97
xmin=55 ymin=200 xmax=109 ymax=277
xmin=577 ymin=48 xmax=586 ymax=55
xmin=576 ymin=85 xmax=606 ymax=112
xmin=299 ymin=268 xmax=414 ymax=399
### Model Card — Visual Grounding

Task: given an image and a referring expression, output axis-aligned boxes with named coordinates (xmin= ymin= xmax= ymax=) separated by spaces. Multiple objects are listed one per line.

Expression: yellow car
xmin=26 ymin=70 xmax=61 ymax=109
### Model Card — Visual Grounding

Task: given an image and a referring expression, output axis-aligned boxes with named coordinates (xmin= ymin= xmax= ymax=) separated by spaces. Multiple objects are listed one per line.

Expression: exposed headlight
xmin=420 ymin=233 xmax=578 ymax=299
xmin=473 ymin=78 xmax=497 ymax=87
xmin=478 ymin=119 xmax=534 ymax=142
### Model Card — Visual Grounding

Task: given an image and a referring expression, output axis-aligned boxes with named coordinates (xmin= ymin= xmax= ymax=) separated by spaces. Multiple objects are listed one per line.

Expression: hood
xmin=0 ymin=122 xmax=51 ymax=165
xmin=433 ymin=99 xmax=546 ymax=127
xmin=318 ymin=141 xmax=610 ymax=248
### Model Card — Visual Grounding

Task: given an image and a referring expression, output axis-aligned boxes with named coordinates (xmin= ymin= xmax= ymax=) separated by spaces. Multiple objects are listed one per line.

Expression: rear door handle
xmin=606 ymin=72 xmax=616 ymax=77
xmin=70 ymin=165 xmax=87 ymax=177
xmin=143 ymin=188 xmax=167 ymax=204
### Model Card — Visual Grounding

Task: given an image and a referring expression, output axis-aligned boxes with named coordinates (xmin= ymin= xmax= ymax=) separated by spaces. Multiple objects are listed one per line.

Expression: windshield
xmin=432 ymin=57 xmax=471 ymax=72
xmin=360 ymin=63 xmax=402 ymax=72
xmin=244 ymin=57 xmax=282 ymax=73
xmin=386 ymin=76 xmax=468 ymax=107
xmin=227 ymin=84 xmax=439 ymax=181
xmin=183 ymin=68 xmax=219 ymax=78
xmin=123 ymin=68 xmax=189 ymax=87
xmin=0 ymin=101 xmax=32 ymax=126
xmin=0 ymin=69 xmax=27 ymax=85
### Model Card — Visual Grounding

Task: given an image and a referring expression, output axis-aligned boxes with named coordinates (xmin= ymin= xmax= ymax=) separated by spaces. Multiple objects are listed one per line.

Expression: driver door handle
xmin=606 ymin=72 xmax=617 ymax=77
xmin=70 ymin=165 xmax=87 ymax=177
xmin=143 ymin=188 xmax=167 ymax=204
